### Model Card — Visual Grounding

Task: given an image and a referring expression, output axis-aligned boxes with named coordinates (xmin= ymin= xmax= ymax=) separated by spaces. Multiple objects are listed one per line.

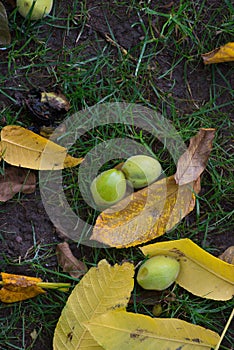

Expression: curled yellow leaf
xmin=0 ymin=273 xmax=45 ymax=303
xmin=202 ymin=42 xmax=234 ymax=64
xmin=1 ymin=125 xmax=83 ymax=170
xmin=140 ymin=238 xmax=234 ymax=300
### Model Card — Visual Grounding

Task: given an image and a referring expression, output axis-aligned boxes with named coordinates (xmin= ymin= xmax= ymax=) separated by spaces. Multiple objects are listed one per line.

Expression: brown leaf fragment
xmin=0 ymin=273 xmax=45 ymax=303
xmin=174 ymin=128 xmax=216 ymax=185
xmin=56 ymin=242 xmax=88 ymax=278
xmin=0 ymin=2 xmax=11 ymax=49
xmin=219 ymin=246 xmax=234 ymax=265
xmin=41 ymin=91 xmax=70 ymax=111
xmin=202 ymin=42 xmax=234 ymax=64
xmin=0 ymin=166 xmax=36 ymax=202
xmin=0 ymin=140 xmax=2 ymax=161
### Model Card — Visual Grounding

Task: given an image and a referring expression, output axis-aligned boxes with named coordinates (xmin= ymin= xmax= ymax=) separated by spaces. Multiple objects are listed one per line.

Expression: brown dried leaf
xmin=91 ymin=175 xmax=197 ymax=248
xmin=202 ymin=42 xmax=234 ymax=64
xmin=0 ymin=273 xmax=45 ymax=303
xmin=0 ymin=2 xmax=11 ymax=49
xmin=56 ymin=242 xmax=88 ymax=279
xmin=219 ymin=246 xmax=234 ymax=265
xmin=0 ymin=166 xmax=36 ymax=202
xmin=175 ymin=128 xmax=216 ymax=185
xmin=41 ymin=91 xmax=70 ymax=111
xmin=0 ymin=140 xmax=2 ymax=161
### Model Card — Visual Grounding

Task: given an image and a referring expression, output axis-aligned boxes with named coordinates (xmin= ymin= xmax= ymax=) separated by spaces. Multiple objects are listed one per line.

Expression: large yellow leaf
xmin=0 ymin=125 xmax=83 ymax=170
xmin=202 ymin=42 xmax=234 ymax=64
xmin=140 ymin=239 xmax=234 ymax=300
xmin=85 ymin=310 xmax=220 ymax=350
xmin=53 ymin=260 xmax=134 ymax=350
xmin=91 ymin=176 xmax=197 ymax=248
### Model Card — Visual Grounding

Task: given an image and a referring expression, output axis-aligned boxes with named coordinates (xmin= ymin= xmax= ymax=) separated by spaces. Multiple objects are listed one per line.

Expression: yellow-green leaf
xmin=91 ymin=176 xmax=197 ymax=248
xmin=53 ymin=260 xmax=134 ymax=350
xmin=202 ymin=42 xmax=234 ymax=64
xmin=85 ymin=310 xmax=220 ymax=350
xmin=1 ymin=125 xmax=83 ymax=170
xmin=140 ymin=239 xmax=234 ymax=300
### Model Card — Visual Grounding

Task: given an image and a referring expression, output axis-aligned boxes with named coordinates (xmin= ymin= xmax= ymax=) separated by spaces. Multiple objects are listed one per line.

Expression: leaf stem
xmin=37 ymin=282 xmax=71 ymax=291
xmin=214 ymin=308 xmax=234 ymax=350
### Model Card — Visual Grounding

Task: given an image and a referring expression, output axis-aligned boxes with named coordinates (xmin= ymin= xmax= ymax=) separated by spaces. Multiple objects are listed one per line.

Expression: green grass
xmin=0 ymin=0 xmax=234 ymax=349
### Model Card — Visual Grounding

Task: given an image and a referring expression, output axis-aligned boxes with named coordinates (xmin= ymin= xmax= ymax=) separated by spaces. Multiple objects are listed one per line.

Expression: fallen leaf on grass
xmin=1 ymin=125 xmax=83 ymax=170
xmin=0 ymin=166 xmax=36 ymax=201
xmin=140 ymin=238 xmax=234 ymax=300
xmin=53 ymin=259 xmax=134 ymax=350
xmin=56 ymin=242 xmax=88 ymax=279
xmin=0 ymin=273 xmax=71 ymax=303
xmin=0 ymin=2 xmax=11 ymax=49
xmin=174 ymin=128 xmax=216 ymax=185
xmin=92 ymin=175 xmax=197 ymax=248
xmin=202 ymin=42 xmax=234 ymax=64
xmin=219 ymin=246 xmax=234 ymax=265
xmin=85 ymin=310 xmax=220 ymax=350
xmin=92 ymin=129 xmax=214 ymax=248
xmin=0 ymin=273 xmax=45 ymax=303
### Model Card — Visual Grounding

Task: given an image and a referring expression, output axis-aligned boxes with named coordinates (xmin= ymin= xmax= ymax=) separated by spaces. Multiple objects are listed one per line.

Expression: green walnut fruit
xmin=121 ymin=155 xmax=162 ymax=189
xmin=90 ymin=169 xmax=127 ymax=209
xmin=137 ymin=255 xmax=180 ymax=291
xmin=17 ymin=0 xmax=53 ymax=20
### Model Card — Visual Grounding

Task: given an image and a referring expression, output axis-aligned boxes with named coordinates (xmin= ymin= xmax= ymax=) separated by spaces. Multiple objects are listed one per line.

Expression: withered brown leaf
xmin=56 ymin=242 xmax=88 ymax=279
xmin=174 ymin=128 xmax=215 ymax=185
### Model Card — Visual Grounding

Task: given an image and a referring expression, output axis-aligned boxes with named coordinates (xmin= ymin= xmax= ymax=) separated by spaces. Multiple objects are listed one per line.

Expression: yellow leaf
xmin=91 ymin=176 xmax=197 ymax=248
xmin=140 ymin=239 xmax=234 ymax=300
xmin=175 ymin=128 xmax=216 ymax=185
xmin=85 ymin=310 xmax=220 ymax=350
xmin=0 ymin=272 xmax=45 ymax=303
xmin=0 ymin=125 xmax=83 ymax=170
xmin=53 ymin=259 xmax=134 ymax=350
xmin=202 ymin=42 xmax=234 ymax=64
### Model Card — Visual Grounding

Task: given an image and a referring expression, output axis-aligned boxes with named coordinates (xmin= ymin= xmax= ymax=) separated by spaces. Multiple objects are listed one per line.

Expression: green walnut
xmin=137 ymin=255 xmax=180 ymax=291
xmin=121 ymin=155 xmax=162 ymax=189
xmin=17 ymin=0 xmax=53 ymax=20
xmin=90 ymin=169 xmax=127 ymax=209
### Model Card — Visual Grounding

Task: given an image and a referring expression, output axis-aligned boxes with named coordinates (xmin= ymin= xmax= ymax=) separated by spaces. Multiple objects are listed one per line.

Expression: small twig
xmin=104 ymin=33 xmax=137 ymax=63
xmin=214 ymin=308 xmax=234 ymax=350
xmin=88 ymin=24 xmax=137 ymax=64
